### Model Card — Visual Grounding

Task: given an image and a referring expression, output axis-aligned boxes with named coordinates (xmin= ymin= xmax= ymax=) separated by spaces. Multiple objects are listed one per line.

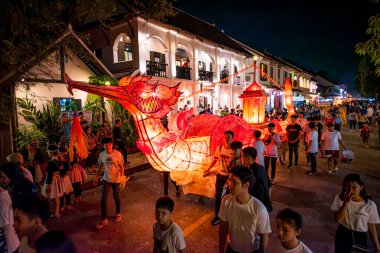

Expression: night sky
xmin=174 ymin=0 xmax=380 ymax=93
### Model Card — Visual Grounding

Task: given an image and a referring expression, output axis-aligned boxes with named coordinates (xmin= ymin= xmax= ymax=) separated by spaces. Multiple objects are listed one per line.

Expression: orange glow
xmin=239 ymin=81 xmax=267 ymax=124
xmin=284 ymin=77 xmax=295 ymax=116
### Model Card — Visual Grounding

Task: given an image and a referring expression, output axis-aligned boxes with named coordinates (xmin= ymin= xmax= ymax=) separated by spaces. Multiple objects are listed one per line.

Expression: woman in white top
xmin=331 ymin=173 xmax=380 ymax=253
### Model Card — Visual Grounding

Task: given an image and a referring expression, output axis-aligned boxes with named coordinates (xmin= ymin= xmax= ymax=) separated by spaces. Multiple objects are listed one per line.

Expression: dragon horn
xmin=120 ymin=69 xmax=141 ymax=86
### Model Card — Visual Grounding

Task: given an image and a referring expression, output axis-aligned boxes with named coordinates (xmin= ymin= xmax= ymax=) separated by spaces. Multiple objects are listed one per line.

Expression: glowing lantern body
xmin=64 ymin=73 xmax=259 ymax=198
xmin=284 ymin=77 xmax=295 ymax=116
xmin=239 ymin=81 xmax=267 ymax=124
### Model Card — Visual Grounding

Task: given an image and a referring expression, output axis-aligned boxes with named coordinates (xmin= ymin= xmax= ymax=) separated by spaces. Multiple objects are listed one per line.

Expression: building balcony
xmin=199 ymin=70 xmax=213 ymax=82
xmin=176 ymin=66 xmax=192 ymax=80
xmin=146 ymin=60 xmax=168 ymax=78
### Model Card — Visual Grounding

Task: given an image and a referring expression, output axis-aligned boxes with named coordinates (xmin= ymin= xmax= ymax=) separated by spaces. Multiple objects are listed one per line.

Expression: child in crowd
xmin=153 ymin=196 xmax=187 ymax=253
xmin=268 ymin=208 xmax=313 ymax=253
xmin=228 ymin=141 xmax=243 ymax=171
xmin=58 ymin=146 xmax=74 ymax=211
xmin=306 ymin=122 xmax=319 ymax=175
xmin=14 ymin=195 xmax=50 ymax=253
xmin=70 ymin=156 xmax=86 ymax=204
xmin=43 ymin=144 xmax=62 ymax=218
xmin=253 ymin=130 xmax=267 ymax=166
xmin=360 ymin=122 xmax=371 ymax=149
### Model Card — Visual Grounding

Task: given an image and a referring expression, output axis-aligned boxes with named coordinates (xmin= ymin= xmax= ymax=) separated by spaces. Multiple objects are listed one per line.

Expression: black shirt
xmin=249 ymin=163 xmax=273 ymax=212
xmin=45 ymin=158 xmax=60 ymax=184
xmin=286 ymin=123 xmax=302 ymax=142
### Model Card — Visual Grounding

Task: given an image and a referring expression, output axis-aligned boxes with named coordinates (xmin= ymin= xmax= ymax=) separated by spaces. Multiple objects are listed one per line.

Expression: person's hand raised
xmin=343 ymin=190 xmax=353 ymax=203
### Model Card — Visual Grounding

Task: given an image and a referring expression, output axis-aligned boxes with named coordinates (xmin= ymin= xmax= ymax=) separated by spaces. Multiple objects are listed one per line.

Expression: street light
xmin=253 ymin=55 xmax=258 ymax=82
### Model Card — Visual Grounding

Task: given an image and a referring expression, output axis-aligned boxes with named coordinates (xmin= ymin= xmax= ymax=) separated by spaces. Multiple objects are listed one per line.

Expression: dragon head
xmin=65 ymin=72 xmax=182 ymax=119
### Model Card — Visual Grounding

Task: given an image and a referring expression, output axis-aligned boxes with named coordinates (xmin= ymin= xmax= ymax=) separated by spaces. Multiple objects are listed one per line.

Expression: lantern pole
xmin=253 ymin=55 xmax=258 ymax=82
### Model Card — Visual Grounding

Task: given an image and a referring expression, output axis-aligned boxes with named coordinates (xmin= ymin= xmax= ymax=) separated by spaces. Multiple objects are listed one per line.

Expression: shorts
xmin=325 ymin=150 xmax=339 ymax=158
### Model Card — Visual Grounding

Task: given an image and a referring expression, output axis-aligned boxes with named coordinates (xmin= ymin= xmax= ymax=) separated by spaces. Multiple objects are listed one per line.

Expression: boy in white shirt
xmin=219 ymin=165 xmax=271 ymax=253
xmin=306 ymin=122 xmax=318 ymax=175
xmin=153 ymin=196 xmax=187 ymax=253
xmin=94 ymin=137 xmax=125 ymax=230
xmin=321 ymin=123 xmax=347 ymax=173
xmin=253 ymin=130 xmax=267 ymax=167
xmin=268 ymin=208 xmax=313 ymax=253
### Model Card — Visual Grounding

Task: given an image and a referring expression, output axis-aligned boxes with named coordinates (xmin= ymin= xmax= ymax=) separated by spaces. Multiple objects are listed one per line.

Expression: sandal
xmin=95 ymin=219 xmax=108 ymax=230
xmin=114 ymin=214 xmax=122 ymax=223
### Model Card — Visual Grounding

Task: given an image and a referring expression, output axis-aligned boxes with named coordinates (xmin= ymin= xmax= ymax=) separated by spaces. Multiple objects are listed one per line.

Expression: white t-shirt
xmin=321 ymin=130 xmax=342 ymax=151
xmin=268 ymin=236 xmax=313 ymax=253
xmin=0 ymin=190 xmax=20 ymax=253
xmin=263 ymin=133 xmax=280 ymax=157
xmin=219 ymin=195 xmax=272 ymax=253
xmin=153 ymin=222 xmax=186 ymax=253
xmin=214 ymin=145 xmax=234 ymax=176
xmin=98 ymin=150 xmax=124 ymax=183
xmin=330 ymin=194 xmax=380 ymax=232
xmin=307 ymin=130 xmax=318 ymax=153
xmin=253 ymin=139 xmax=267 ymax=166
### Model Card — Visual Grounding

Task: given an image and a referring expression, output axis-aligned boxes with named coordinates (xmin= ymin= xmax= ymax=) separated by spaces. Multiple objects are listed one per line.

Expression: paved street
xmin=46 ymin=124 xmax=380 ymax=253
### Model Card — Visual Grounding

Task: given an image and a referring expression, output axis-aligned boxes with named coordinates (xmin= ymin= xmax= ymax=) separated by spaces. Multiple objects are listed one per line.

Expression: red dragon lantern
xmin=64 ymin=72 xmax=257 ymax=197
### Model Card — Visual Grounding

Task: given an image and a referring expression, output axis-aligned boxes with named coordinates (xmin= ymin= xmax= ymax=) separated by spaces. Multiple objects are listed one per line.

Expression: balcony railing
xmin=220 ymin=73 xmax=229 ymax=84
xmin=146 ymin=60 xmax=168 ymax=78
xmin=176 ymin=66 xmax=191 ymax=80
xmin=199 ymin=70 xmax=213 ymax=82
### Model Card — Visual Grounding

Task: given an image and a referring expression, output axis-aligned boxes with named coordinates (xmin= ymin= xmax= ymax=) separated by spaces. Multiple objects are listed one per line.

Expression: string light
xmin=179 ymin=63 xmax=286 ymax=102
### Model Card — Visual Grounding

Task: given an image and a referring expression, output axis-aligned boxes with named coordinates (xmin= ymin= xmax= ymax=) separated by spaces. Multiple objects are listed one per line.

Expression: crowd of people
xmin=1 ymin=101 xmax=380 ymax=253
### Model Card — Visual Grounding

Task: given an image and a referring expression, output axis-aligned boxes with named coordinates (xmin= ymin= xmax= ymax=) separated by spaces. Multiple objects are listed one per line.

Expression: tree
xmin=0 ymin=0 xmax=175 ymax=84
xmin=356 ymin=56 xmax=380 ymax=97
xmin=355 ymin=0 xmax=380 ymax=70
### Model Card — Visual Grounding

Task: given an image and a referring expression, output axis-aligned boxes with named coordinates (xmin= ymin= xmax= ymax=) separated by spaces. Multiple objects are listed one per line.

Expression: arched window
xmin=114 ymin=34 xmax=133 ymax=63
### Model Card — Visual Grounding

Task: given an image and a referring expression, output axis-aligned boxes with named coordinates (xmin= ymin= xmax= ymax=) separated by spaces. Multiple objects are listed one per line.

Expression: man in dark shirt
xmin=112 ymin=119 xmax=129 ymax=164
xmin=241 ymin=147 xmax=272 ymax=213
xmin=286 ymin=115 xmax=302 ymax=168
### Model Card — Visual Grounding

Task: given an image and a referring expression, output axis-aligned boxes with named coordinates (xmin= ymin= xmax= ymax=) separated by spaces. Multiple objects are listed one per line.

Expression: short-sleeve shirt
xmin=268 ymin=236 xmax=313 ymax=253
xmin=153 ymin=222 xmax=186 ymax=253
xmin=219 ymin=195 xmax=272 ymax=253
xmin=307 ymin=130 xmax=319 ymax=153
xmin=0 ymin=190 xmax=20 ymax=253
xmin=321 ymin=130 xmax=342 ymax=150
xmin=264 ymin=133 xmax=280 ymax=157
xmin=330 ymin=195 xmax=380 ymax=232
xmin=253 ymin=139 xmax=266 ymax=166
xmin=98 ymin=150 xmax=124 ymax=183
xmin=286 ymin=124 xmax=302 ymax=142
xmin=214 ymin=145 xmax=234 ymax=176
